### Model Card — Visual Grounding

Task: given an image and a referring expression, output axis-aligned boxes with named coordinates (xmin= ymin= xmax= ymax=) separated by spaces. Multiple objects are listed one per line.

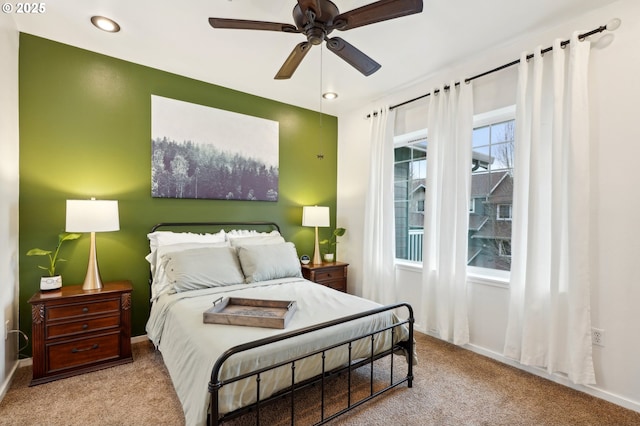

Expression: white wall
xmin=0 ymin=12 xmax=20 ymax=399
xmin=337 ymin=0 xmax=640 ymax=411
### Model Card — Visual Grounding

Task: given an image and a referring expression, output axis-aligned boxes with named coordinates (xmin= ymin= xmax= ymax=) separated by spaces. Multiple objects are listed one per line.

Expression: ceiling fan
xmin=209 ymin=0 xmax=424 ymax=80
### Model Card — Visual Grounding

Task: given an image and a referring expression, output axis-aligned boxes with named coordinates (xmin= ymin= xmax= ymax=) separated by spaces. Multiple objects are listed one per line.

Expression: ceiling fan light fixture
xmin=91 ymin=16 xmax=121 ymax=33
xmin=322 ymin=92 xmax=338 ymax=100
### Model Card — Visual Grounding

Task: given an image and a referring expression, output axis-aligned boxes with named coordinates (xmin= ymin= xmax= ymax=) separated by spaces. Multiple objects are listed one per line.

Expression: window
xmin=393 ymin=106 xmax=515 ymax=272
xmin=469 ymin=110 xmax=514 ymax=271
xmin=496 ymin=204 xmax=512 ymax=221
xmin=394 ymin=135 xmax=427 ymax=262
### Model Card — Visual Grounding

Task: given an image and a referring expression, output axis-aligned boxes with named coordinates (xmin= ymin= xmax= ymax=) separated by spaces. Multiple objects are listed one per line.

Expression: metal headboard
xmin=150 ymin=221 xmax=281 ymax=234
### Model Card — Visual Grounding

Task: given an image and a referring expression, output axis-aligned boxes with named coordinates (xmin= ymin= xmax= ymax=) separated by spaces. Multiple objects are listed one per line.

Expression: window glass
xmin=472 ymin=126 xmax=490 ymax=147
xmin=394 ymin=111 xmax=514 ymax=272
xmin=393 ymin=139 xmax=428 ymax=262
xmin=497 ymin=204 xmax=512 ymax=220
xmin=468 ymin=118 xmax=514 ymax=271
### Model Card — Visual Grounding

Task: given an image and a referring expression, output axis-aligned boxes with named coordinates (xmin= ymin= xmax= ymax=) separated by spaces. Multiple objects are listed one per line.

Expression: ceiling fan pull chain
xmin=317 ymin=46 xmax=325 ymax=160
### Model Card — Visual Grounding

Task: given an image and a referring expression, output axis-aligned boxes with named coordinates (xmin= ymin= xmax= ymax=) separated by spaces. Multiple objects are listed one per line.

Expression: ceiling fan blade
xmin=275 ymin=42 xmax=313 ymax=80
xmin=209 ymin=18 xmax=299 ymax=33
xmin=333 ymin=0 xmax=423 ymax=31
xmin=326 ymin=37 xmax=381 ymax=76
xmin=297 ymin=0 xmax=322 ymax=19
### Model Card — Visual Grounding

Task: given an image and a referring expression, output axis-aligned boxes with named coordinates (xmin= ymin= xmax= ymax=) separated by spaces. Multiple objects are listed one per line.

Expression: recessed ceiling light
xmin=91 ymin=16 xmax=121 ymax=33
xmin=322 ymin=92 xmax=338 ymax=100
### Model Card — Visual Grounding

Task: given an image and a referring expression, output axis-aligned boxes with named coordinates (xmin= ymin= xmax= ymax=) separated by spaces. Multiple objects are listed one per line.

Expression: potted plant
xmin=320 ymin=227 xmax=346 ymax=262
xmin=27 ymin=232 xmax=82 ymax=290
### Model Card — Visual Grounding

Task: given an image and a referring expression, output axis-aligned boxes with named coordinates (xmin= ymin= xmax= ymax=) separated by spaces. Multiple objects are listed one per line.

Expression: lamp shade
xmin=302 ymin=206 xmax=330 ymax=227
xmin=66 ymin=199 xmax=120 ymax=232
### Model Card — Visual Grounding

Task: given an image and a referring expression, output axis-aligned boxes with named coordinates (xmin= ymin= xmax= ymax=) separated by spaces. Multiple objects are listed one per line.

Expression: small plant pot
xmin=323 ymin=253 xmax=335 ymax=262
xmin=40 ymin=275 xmax=62 ymax=291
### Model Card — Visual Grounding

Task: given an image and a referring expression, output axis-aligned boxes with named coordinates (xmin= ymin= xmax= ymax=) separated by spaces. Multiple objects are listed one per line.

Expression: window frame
xmin=393 ymin=131 xmax=428 ymax=263
xmin=392 ymin=105 xmax=516 ymax=282
xmin=496 ymin=204 xmax=513 ymax=221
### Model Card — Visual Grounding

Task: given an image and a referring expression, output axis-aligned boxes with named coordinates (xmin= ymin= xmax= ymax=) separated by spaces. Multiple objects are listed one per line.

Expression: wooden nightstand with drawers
xmin=301 ymin=262 xmax=349 ymax=292
xmin=28 ymin=280 xmax=133 ymax=386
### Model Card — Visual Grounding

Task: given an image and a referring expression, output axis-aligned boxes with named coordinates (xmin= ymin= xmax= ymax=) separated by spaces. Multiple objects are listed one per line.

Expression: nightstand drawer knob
xmin=82 ymin=307 xmax=89 ymax=313
xmin=82 ymin=323 xmax=89 ymax=330
xmin=71 ymin=343 xmax=98 ymax=353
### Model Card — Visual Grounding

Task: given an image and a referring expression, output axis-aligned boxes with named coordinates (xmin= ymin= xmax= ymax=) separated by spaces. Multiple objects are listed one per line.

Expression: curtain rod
xmin=367 ymin=19 xmax=618 ymax=118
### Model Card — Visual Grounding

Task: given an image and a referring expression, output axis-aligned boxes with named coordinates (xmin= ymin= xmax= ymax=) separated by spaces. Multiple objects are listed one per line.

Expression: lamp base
xmin=82 ymin=232 xmax=104 ymax=291
xmin=312 ymin=226 xmax=322 ymax=265
xmin=82 ymin=273 xmax=103 ymax=291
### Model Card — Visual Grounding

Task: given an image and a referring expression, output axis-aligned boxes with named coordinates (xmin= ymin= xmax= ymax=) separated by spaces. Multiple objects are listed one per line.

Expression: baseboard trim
xmin=3 ymin=334 xmax=151 ymax=402
xmin=131 ymin=334 xmax=149 ymax=344
xmin=0 ymin=360 xmax=20 ymax=402
xmin=415 ymin=325 xmax=640 ymax=414
xmin=463 ymin=342 xmax=640 ymax=414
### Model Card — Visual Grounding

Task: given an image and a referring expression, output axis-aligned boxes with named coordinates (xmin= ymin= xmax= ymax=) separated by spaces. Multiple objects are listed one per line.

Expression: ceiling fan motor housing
xmin=293 ymin=0 xmax=339 ymax=45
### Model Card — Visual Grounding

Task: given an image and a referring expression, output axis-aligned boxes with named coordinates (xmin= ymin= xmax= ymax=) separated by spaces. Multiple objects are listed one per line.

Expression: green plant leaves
xmin=59 ymin=232 xmax=82 ymax=242
xmin=26 ymin=232 xmax=83 ymax=276
xmin=26 ymin=248 xmax=51 ymax=256
xmin=319 ymin=227 xmax=347 ymax=252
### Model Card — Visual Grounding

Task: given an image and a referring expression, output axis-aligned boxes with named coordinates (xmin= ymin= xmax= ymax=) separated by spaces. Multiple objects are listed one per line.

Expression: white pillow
xmin=163 ymin=246 xmax=245 ymax=292
xmin=237 ymin=242 xmax=302 ymax=283
xmin=149 ymin=241 xmax=229 ymax=300
xmin=228 ymin=231 xmax=285 ymax=247
xmin=146 ymin=230 xmax=227 ymax=281
xmin=148 ymin=230 xmax=226 ymax=252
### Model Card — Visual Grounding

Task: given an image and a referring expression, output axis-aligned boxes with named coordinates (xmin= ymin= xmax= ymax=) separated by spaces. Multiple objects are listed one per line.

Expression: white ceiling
xmin=12 ymin=0 xmax=617 ymax=116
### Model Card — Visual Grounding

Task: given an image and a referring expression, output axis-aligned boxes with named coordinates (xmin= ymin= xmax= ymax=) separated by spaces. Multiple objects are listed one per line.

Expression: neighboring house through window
xmin=394 ymin=133 xmax=426 ymax=262
xmin=496 ymin=204 xmax=512 ymax=221
xmin=394 ymin=106 xmax=515 ymax=272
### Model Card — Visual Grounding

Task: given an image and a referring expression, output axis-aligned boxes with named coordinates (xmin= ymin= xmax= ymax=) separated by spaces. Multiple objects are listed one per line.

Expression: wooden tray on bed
xmin=203 ymin=297 xmax=297 ymax=329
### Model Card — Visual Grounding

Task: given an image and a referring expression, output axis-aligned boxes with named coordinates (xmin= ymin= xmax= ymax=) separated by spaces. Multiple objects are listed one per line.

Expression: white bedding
xmin=146 ymin=277 xmax=411 ymax=426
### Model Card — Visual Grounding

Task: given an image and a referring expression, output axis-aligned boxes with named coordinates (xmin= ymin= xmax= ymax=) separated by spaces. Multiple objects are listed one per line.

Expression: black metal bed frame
xmin=148 ymin=222 xmax=414 ymax=426
xmin=209 ymin=303 xmax=414 ymax=426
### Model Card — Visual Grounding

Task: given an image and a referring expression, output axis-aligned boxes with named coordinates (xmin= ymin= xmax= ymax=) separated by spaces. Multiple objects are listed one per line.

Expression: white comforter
xmin=146 ymin=278 xmax=410 ymax=426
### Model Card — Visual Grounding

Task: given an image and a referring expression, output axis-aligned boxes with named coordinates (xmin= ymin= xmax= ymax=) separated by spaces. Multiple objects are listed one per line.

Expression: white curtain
xmin=362 ymin=106 xmax=397 ymax=305
xmin=504 ymin=33 xmax=595 ymax=384
xmin=421 ymin=82 xmax=474 ymax=345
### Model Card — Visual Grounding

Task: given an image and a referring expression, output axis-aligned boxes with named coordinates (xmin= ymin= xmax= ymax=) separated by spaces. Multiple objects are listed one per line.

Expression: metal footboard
xmin=208 ymin=302 xmax=414 ymax=425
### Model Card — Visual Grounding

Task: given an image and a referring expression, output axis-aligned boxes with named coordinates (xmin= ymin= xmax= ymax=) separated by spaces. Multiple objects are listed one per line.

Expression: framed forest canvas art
xmin=151 ymin=95 xmax=279 ymax=201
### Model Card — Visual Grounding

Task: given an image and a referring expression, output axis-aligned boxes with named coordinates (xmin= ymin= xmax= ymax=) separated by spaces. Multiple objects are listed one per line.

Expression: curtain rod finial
xmin=606 ymin=18 xmax=621 ymax=31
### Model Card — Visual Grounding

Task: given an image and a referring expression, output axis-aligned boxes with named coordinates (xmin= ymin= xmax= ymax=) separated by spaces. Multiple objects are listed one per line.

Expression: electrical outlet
xmin=4 ymin=320 xmax=9 ymax=341
xmin=591 ymin=327 xmax=605 ymax=347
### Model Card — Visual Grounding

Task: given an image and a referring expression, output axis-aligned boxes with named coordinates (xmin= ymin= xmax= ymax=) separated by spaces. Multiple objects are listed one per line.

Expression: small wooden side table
xmin=28 ymin=280 xmax=133 ymax=386
xmin=301 ymin=262 xmax=349 ymax=292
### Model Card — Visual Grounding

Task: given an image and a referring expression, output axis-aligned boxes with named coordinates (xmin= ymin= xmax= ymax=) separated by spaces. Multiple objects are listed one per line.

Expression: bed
xmin=145 ymin=222 xmax=415 ymax=425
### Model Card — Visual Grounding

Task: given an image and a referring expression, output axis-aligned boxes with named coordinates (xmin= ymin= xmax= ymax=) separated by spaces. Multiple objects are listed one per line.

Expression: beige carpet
xmin=1 ymin=332 xmax=639 ymax=425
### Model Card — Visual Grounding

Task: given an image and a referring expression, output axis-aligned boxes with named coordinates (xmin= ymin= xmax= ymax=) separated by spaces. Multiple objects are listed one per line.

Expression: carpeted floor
xmin=1 ymin=332 xmax=639 ymax=425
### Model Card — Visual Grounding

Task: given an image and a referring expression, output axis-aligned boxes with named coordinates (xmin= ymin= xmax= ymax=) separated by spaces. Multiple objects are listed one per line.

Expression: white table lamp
xmin=302 ymin=205 xmax=330 ymax=265
xmin=66 ymin=198 xmax=120 ymax=290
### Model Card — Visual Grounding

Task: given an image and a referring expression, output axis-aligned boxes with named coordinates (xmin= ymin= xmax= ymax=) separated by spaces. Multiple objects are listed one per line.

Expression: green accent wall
xmin=18 ymin=34 xmax=338 ymax=350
